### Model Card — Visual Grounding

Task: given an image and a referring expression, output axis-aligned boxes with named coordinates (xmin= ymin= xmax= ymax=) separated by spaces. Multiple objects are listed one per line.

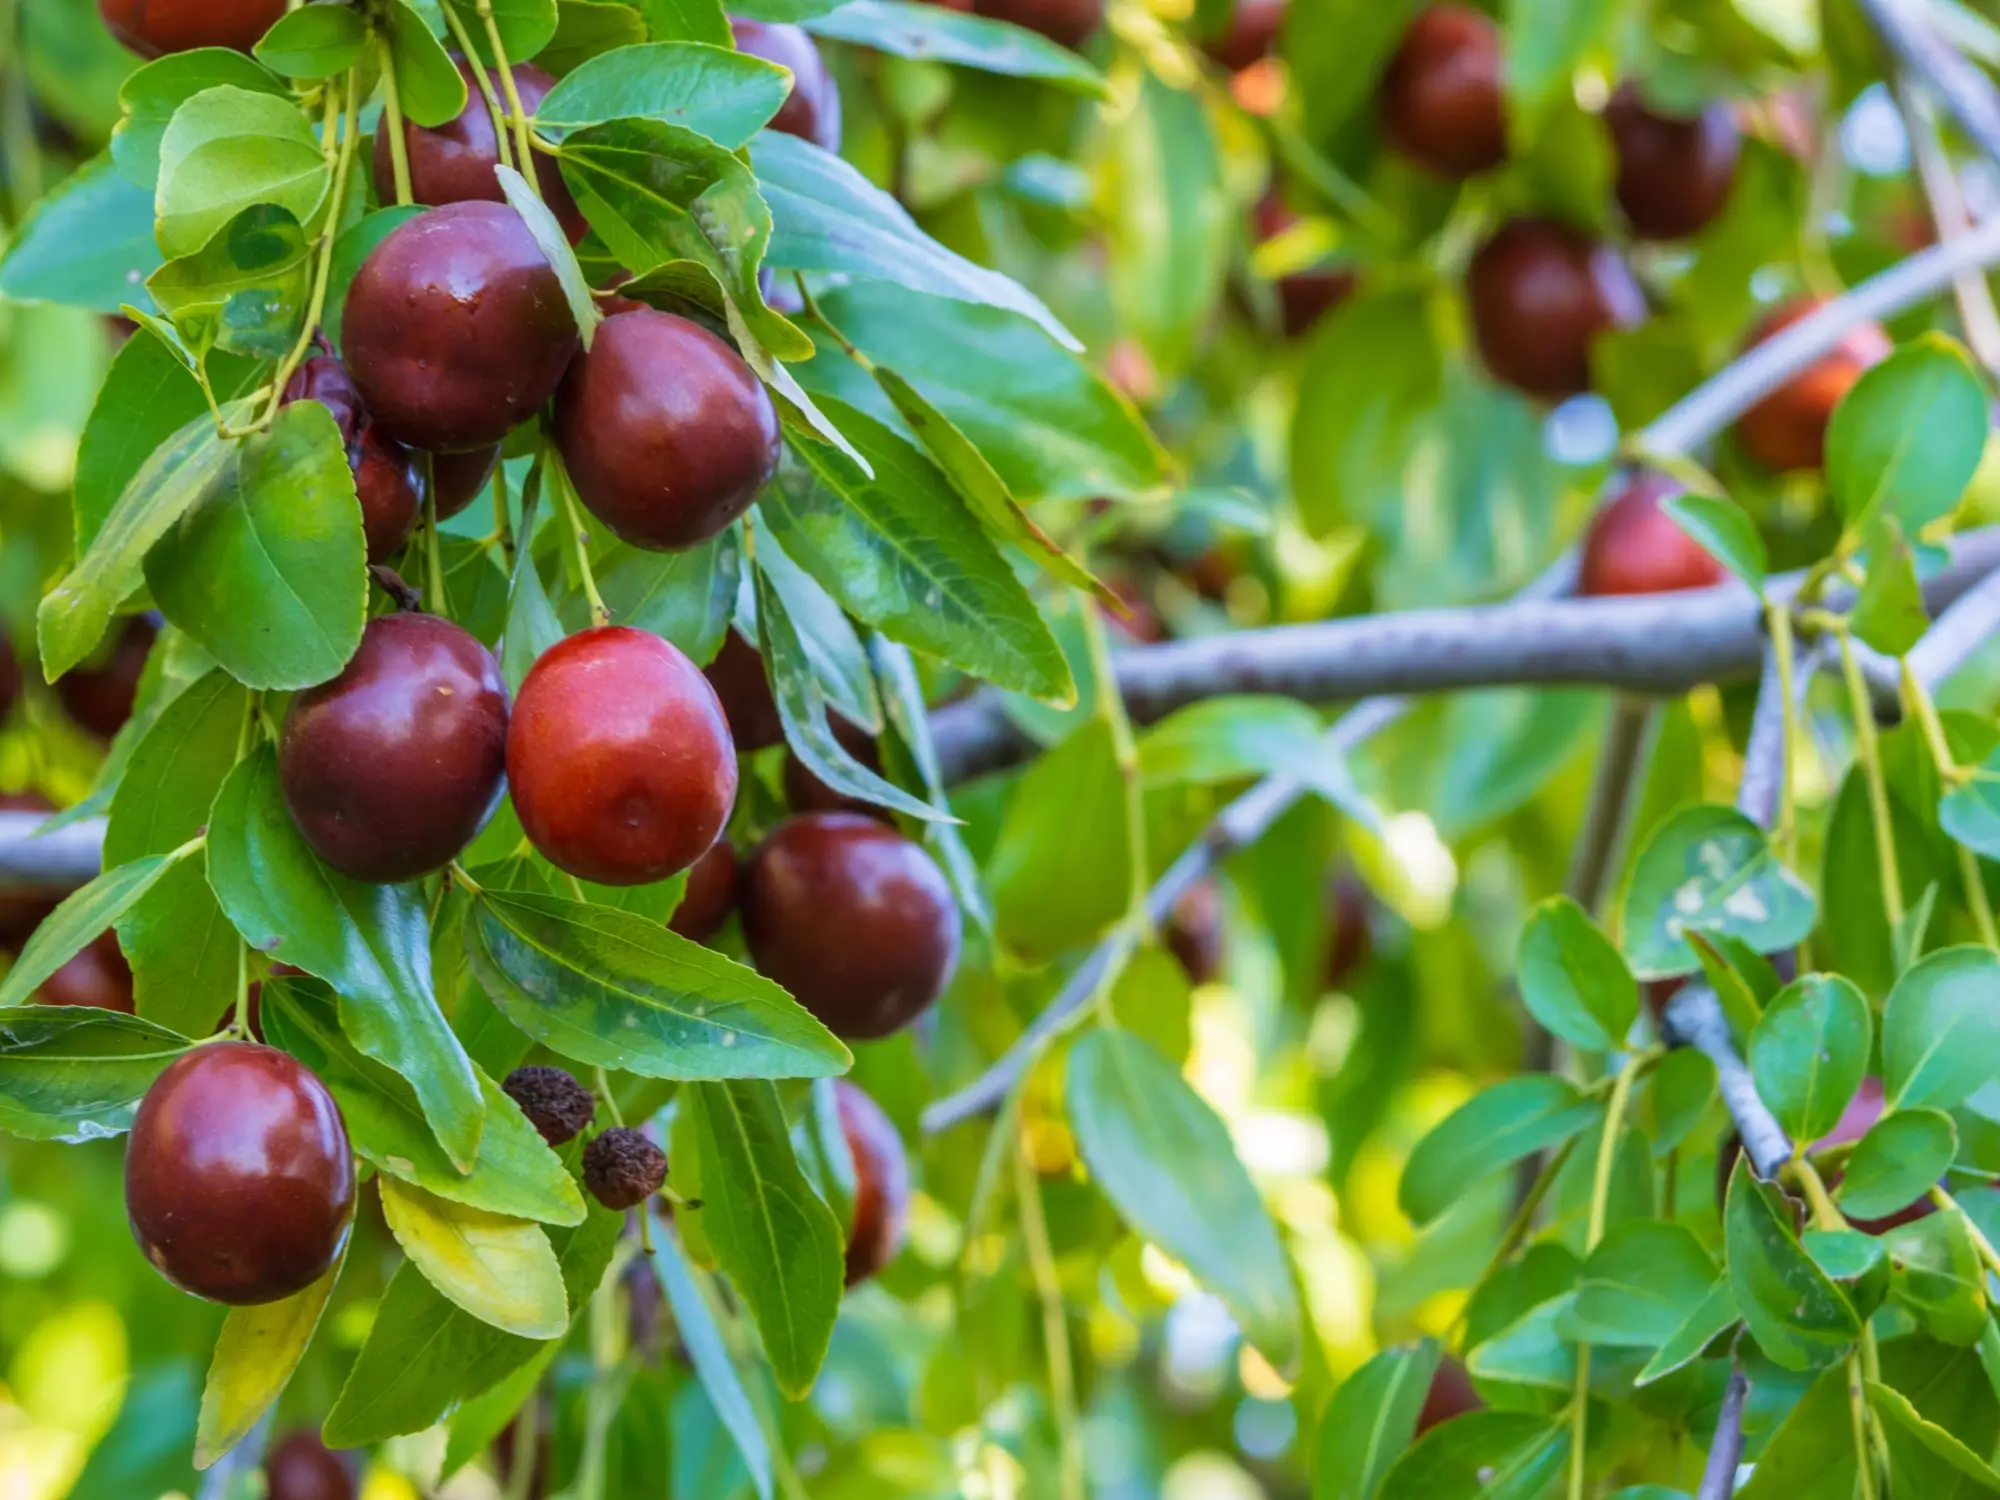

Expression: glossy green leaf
xmin=207 ymin=748 xmax=485 ymax=1170
xmin=803 ymin=1 xmax=1106 ymax=90
xmin=684 ymin=1080 xmax=844 ymax=1398
xmin=1400 ymin=1076 xmax=1601 ymax=1225
xmin=71 ymin=333 xmax=217 ymax=552
xmin=1827 ymin=335 xmax=1990 ymax=531
xmin=589 ymin=526 xmax=739 ymax=662
xmin=1516 ymin=895 xmax=1637 ymax=1052
xmin=1871 ymin=1382 xmax=2000 ymax=1495
xmin=112 ymin=50 xmax=287 ymax=189
xmin=1803 ymin=1229 xmax=1890 ymax=1319
xmin=384 ymin=0 xmax=471 ymax=127
xmin=466 ymin=889 xmax=851 ymax=1079
xmin=989 ymin=718 xmax=1132 ymax=959
xmin=1748 ymin=973 xmax=1872 ymax=1144
xmin=1884 ymin=947 xmax=2000 ymax=1112
xmin=1620 ymin=802 xmax=1818 ymax=979
xmin=1634 ymin=1278 xmax=1737 ymax=1384
xmin=540 ymin=1 xmax=650 ymax=74
xmin=154 ymin=86 xmax=329 ymax=258
xmin=532 ymin=41 xmax=788 ymax=144
xmin=0 ymin=1007 xmax=193 ymax=1143
xmin=379 ymin=1174 xmax=568 ymax=1339
xmin=0 ymin=155 xmax=164 ymax=313
xmin=1839 ymin=1108 xmax=1958 ymax=1221
xmin=1663 ymin=491 xmax=1767 ymax=592
xmin=444 ymin=0 xmax=561 ymax=67
xmin=1556 ymin=1221 xmax=1716 ymax=1347
xmin=147 ymin=204 xmax=312 ymax=360
xmin=0 ymin=850 xmax=190 ymax=1009
xmin=1734 ymin=1364 xmax=1855 ymax=1500
xmin=1505 ymin=0 xmax=1617 ymax=122
xmin=1376 ymin=1410 xmax=1568 ymax=1500
xmin=253 ymin=4 xmax=367 ymax=78
xmin=1641 ymin=1045 xmax=1716 ymax=1157
xmin=1724 ymin=1157 xmax=1860 ymax=1370
xmin=1312 ymin=1341 xmax=1440 ymax=1500
xmin=1068 ymin=1029 xmax=1302 ymax=1372
xmin=1852 ymin=521 xmax=1930 ymax=657
xmin=1887 ymin=1209 xmax=1988 ymax=1347
xmin=653 ymin=1229 xmax=775 ymax=1500
xmin=1940 ymin=743 xmax=2000 ymax=861
xmin=193 ymin=1248 xmax=343 ymax=1467
xmin=494 ymin=164 xmax=601 ymax=347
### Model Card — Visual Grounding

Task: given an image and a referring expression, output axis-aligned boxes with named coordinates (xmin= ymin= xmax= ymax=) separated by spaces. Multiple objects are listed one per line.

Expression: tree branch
xmin=1896 ymin=76 xmax=2000 ymax=372
xmin=1858 ymin=0 xmax=2000 ymax=161
xmin=1697 ymin=1363 xmax=1750 ymax=1500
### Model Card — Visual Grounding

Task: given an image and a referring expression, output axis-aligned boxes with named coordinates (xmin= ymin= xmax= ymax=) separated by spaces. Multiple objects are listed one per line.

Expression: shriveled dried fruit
xmin=582 ymin=1126 xmax=668 ymax=1210
xmin=503 ymin=1065 xmax=596 ymax=1147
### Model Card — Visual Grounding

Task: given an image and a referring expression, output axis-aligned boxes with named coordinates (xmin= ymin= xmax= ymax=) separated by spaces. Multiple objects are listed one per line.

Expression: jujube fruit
xmin=1578 ymin=472 xmax=1726 ymax=597
xmin=1467 ymin=219 xmax=1646 ymax=401
xmin=125 ymin=1042 xmax=355 ymax=1304
xmin=279 ymin=613 xmax=509 ymax=883
xmin=1164 ymin=878 xmax=1223 ymax=986
xmin=1325 ymin=873 xmax=1373 ymax=989
xmin=57 ymin=615 xmax=156 ymax=739
xmin=38 ymin=933 xmax=135 ymax=1013
xmin=342 ymin=201 xmax=580 ymax=451
xmin=554 ymin=309 xmax=780 ymax=552
xmin=507 ymin=627 xmax=738 ymax=886
xmin=1254 ymin=194 xmax=1355 ymax=338
xmin=732 ymin=21 xmax=843 ymax=151
xmin=1203 ymin=0 xmax=1286 ymax=71
xmin=98 ymin=0 xmax=284 ymax=57
xmin=669 ymin=840 xmax=740 ymax=943
xmin=742 ymin=813 xmax=961 ymax=1040
xmin=703 ymin=630 xmax=785 ymax=754
xmin=967 ymin=0 xmax=1103 ymax=49
xmin=583 ymin=1126 xmax=668 ymax=1210
xmin=1379 ymin=6 xmax=1507 ymax=179
xmin=264 ymin=1430 xmax=356 ymax=1500
xmin=836 ymin=1080 xmax=910 ymax=1285
xmin=1605 ymin=84 xmax=1741 ymax=241
xmin=1733 ymin=298 xmax=1891 ymax=473
xmin=503 ymin=1065 xmax=596 ymax=1147
xmin=282 ymin=355 xmax=421 ymax=565
xmin=1417 ymin=1357 xmax=1483 ymax=1433
xmin=433 ymin=443 xmax=503 ymax=521
xmin=372 ymin=57 xmax=586 ymax=244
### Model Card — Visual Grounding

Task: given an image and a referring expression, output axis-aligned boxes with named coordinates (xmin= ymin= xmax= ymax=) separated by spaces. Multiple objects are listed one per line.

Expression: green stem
xmin=552 ymin=456 xmax=609 ymax=628
xmin=492 ymin=461 xmax=515 ymax=566
xmin=595 ymin=1066 xmax=625 ymax=1127
xmin=475 ymin=0 xmax=539 ymax=191
xmin=439 ymin=5 xmax=515 ymax=170
xmin=1571 ymin=1056 xmax=1641 ymax=1500
xmin=1850 ymin=1352 xmax=1880 ymax=1500
xmin=1768 ymin=601 xmax=1800 ymax=866
xmin=1016 ymin=1138 xmax=1084 ymax=1500
xmin=1904 ymin=661 xmax=1963 ymax=782
xmin=262 ymin=71 xmax=362 ymax=426
xmin=422 ymin=470 xmax=447 ymax=613
xmin=1961 ymin=841 xmax=2000 ymax=949
xmin=374 ymin=32 xmax=413 ymax=205
xmin=1838 ymin=630 xmax=1905 ymax=927
xmin=1084 ymin=601 xmax=1147 ymax=1022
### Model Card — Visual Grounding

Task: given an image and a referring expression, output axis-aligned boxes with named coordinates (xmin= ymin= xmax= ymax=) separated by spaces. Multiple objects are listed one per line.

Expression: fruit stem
xmin=374 ymin=31 xmax=414 ymax=206
xmin=439 ymin=5 xmax=516 ymax=172
xmin=448 ymin=861 xmax=484 ymax=896
xmin=422 ymin=476 xmax=448 ymax=613
xmin=507 ymin=1397 xmax=538 ymax=1500
xmin=232 ymin=941 xmax=251 ymax=1037
xmin=263 ymin=69 xmax=362 ymax=427
xmin=1767 ymin=601 xmax=1800 ymax=867
xmin=1837 ymin=628 xmax=1906 ymax=928
xmin=595 ymin=1067 xmax=625 ymax=1126
xmin=1570 ymin=1052 xmax=1640 ymax=1500
xmin=1015 ymin=1133 xmax=1084 ymax=1500
xmin=551 ymin=455 xmax=610 ymax=628
xmin=475 ymin=0 xmax=541 ymax=196
xmin=492 ymin=461 xmax=515 ymax=566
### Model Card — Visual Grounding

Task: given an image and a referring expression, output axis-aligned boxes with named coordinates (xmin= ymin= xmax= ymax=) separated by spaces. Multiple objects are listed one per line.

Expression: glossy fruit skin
xmin=1417 ymin=1357 xmax=1483 ymax=1434
xmin=970 ymin=0 xmax=1103 ymax=49
xmin=57 ymin=615 xmax=156 ymax=739
xmin=554 ymin=310 xmax=780 ymax=552
xmin=1204 ymin=0 xmax=1285 ymax=70
xmin=669 ymin=840 xmax=740 ymax=943
xmin=279 ymin=613 xmax=510 ymax=883
xmin=508 ymin=627 xmax=738 ymax=886
xmin=1579 ymin=472 xmax=1726 ymax=597
xmin=433 ymin=443 xmax=502 ymax=520
xmin=125 ymin=1043 xmax=355 ymax=1305
xmin=1380 ymin=6 xmax=1507 ymax=179
xmin=703 ymin=631 xmax=785 ymax=754
xmin=38 ymin=933 xmax=135 ymax=1013
xmin=1734 ymin=299 xmax=1892 ymax=472
xmin=264 ymin=1431 xmax=356 ymax=1500
xmin=1164 ymin=878 xmax=1223 ymax=986
xmin=732 ymin=21 xmax=842 ymax=151
xmin=99 ymin=0 xmax=284 ymax=56
xmin=342 ymin=201 xmax=580 ymax=451
xmin=743 ymin=813 xmax=962 ymax=1040
xmin=782 ymin=715 xmax=887 ymax=819
xmin=1467 ymin=219 xmax=1646 ymax=401
xmin=1606 ymin=85 xmax=1741 ymax=241
xmin=836 ymin=1080 xmax=910 ymax=1286
xmin=282 ymin=356 xmax=422 ymax=565
xmin=0 ymin=793 xmax=61 ymax=950
xmin=373 ymin=58 xmax=586 ymax=244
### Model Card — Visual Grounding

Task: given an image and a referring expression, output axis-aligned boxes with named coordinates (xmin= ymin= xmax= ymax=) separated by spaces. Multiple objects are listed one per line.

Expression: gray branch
xmin=1697 ymin=1363 xmax=1750 ymax=1500
xmin=1860 ymin=0 xmax=2000 ymax=161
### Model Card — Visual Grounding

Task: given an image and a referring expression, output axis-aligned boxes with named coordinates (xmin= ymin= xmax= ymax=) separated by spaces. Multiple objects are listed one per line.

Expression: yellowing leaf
xmin=379 ymin=1175 xmax=567 ymax=1339
xmin=194 ymin=1247 xmax=344 ymax=1468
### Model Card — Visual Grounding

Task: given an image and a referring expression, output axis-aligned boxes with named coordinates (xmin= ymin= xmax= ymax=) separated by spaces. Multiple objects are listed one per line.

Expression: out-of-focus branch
xmin=1697 ymin=1364 xmax=1751 ymax=1500
xmin=1860 ymin=0 xmax=2000 ymax=161
xmin=1896 ymin=78 xmax=2000 ymax=372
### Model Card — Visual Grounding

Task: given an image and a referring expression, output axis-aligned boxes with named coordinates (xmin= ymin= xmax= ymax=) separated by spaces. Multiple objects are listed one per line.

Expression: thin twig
xmin=1858 ymin=0 xmax=2000 ymax=161
xmin=1695 ymin=1363 xmax=1749 ymax=1500
xmin=1896 ymin=77 xmax=2000 ymax=372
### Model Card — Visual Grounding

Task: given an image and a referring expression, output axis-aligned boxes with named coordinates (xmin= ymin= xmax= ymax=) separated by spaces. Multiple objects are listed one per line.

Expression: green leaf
xmin=193 ymin=1249 xmax=343 ymax=1468
xmin=1312 ymin=1341 xmax=1441 ymax=1500
xmin=1556 ymin=1221 xmax=1716 ymax=1347
xmin=1400 ymin=1076 xmax=1601 ymax=1225
xmin=154 ymin=86 xmax=329 ymax=259
xmin=752 ymin=131 xmax=1076 ymax=349
xmin=589 ymin=526 xmax=739 ymax=662
xmin=494 ymin=163 xmax=602 ymax=347
xmin=113 ymin=50 xmax=287 ymax=190
xmin=1887 ymin=1209 xmax=1988 ymax=1346
xmin=1747 ymin=973 xmax=1872 ymax=1144
xmin=0 ymin=851 xmax=190 ymax=1009
xmin=1884 ymin=947 xmax=2000 ymax=1112
xmin=1067 ymin=1029 xmax=1302 ymax=1372
xmin=652 ymin=1229 xmax=775 ymax=1500
xmin=324 ymin=1198 xmax=619 ymax=1444
xmin=1641 ymin=1045 xmax=1716 ymax=1157
xmin=0 ymin=155 xmax=164 ymax=312
xmin=207 ymin=748 xmax=485 ymax=1170
xmin=1376 ymin=1410 xmax=1569 ymax=1500
xmin=1619 ymin=803 xmax=1819 ymax=979
xmin=146 ymin=204 xmax=312 ymax=360
xmin=989 ymin=718 xmax=1132 ymax=959
xmin=465 ymin=889 xmax=851 ymax=1080
xmin=1662 ymin=491 xmax=1768 ymax=593
xmin=684 ymin=1080 xmax=844 ymax=1398
xmin=1504 ymin=0 xmax=1617 ymax=124
xmin=1939 ymin=744 xmax=2000 ymax=861
xmin=440 ymin=1342 xmax=558 ymax=1481
xmin=444 ymin=0 xmax=561 ymax=67
xmin=532 ymin=41 xmax=789 ymax=144
xmin=1827 ymin=334 xmax=1990 ymax=532
xmin=378 ymin=1175 xmax=568 ymax=1339
xmin=804 ymin=1 xmax=1106 ymax=90
xmin=0 ymin=1007 xmax=193 ymax=1143
xmin=144 ymin=400 xmax=367 ymax=691
xmin=72 ymin=333 xmax=219 ymax=553
xmin=1851 ymin=521 xmax=1931 ymax=658
xmin=540 ymin=1 xmax=650 ymax=74
xmin=1839 ymin=1108 xmax=1957 ymax=1220
xmin=1724 ymin=1157 xmax=1861 ymax=1371
xmin=383 ymin=0 xmax=471 ymax=127
xmin=262 ymin=978 xmax=585 ymax=1226
xmin=1803 ymin=1229 xmax=1889 ymax=1319
xmin=1734 ymin=1365 xmax=1855 ymax=1500
xmin=1515 ymin=895 xmax=1638 ymax=1053
xmin=764 ymin=411 xmax=1073 ymax=703
xmin=1634 ymin=1277 xmax=1738 ymax=1385
xmin=253 ymin=4 xmax=367 ymax=78
xmin=1870 ymin=1382 xmax=2000 ymax=1495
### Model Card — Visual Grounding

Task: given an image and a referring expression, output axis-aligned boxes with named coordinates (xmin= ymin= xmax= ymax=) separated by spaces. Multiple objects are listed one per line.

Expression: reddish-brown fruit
xmin=1605 ymin=84 xmax=1741 ymax=241
xmin=732 ymin=21 xmax=842 ymax=151
xmin=1734 ymin=298 xmax=1892 ymax=473
xmin=0 ymin=793 xmax=61 ymax=950
xmin=57 ymin=615 xmax=156 ymax=739
xmin=38 ymin=933 xmax=135 ymax=1013
xmin=264 ymin=1430 xmax=357 ymax=1500
xmin=782 ymin=714 xmax=887 ymax=818
xmin=98 ymin=0 xmax=284 ymax=56
xmin=1578 ymin=472 xmax=1726 ymax=597
xmin=836 ymin=1080 xmax=910 ymax=1286
xmin=1466 ymin=219 xmax=1646 ymax=401
xmin=281 ymin=355 xmax=421 ymax=565
xmin=703 ymin=631 xmax=785 ymax=754
xmin=1416 ymin=1357 xmax=1483 ymax=1434
xmin=583 ymin=1126 xmax=668 ymax=1210
xmin=669 ymin=840 xmax=740 ymax=943
xmin=342 ymin=201 xmax=580 ymax=451
xmin=1164 ymin=878 xmax=1224 ymax=986
xmin=508 ymin=627 xmax=738 ymax=886
xmin=1204 ymin=0 xmax=1285 ymax=71
xmin=374 ymin=58 xmax=586 ymax=243
xmin=502 ymin=1065 xmax=596 ymax=1147
xmin=432 ymin=444 xmax=502 ymax=521
xmin=280 ymin=613 xmax=509 ymax=883
xmin=125 ymin=1043 xmax=355 ymax=1304
xmin=969 ymin=0 xmax=1103 ymax=49
xmin=1254 ymin=194 xmax=1355 ymax=338
xmin=554 ymin=309 xmax=779 ymax=552
xmin=1379 ymin=6 xmax=1507 ymax=179
xmin=743 ymin=813 xmax=961 ymax=1040
xmin=0 ymin=633 xmax=19 ymax=720
xmin=1325 ymin=873 xmax=1373 ymax=989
